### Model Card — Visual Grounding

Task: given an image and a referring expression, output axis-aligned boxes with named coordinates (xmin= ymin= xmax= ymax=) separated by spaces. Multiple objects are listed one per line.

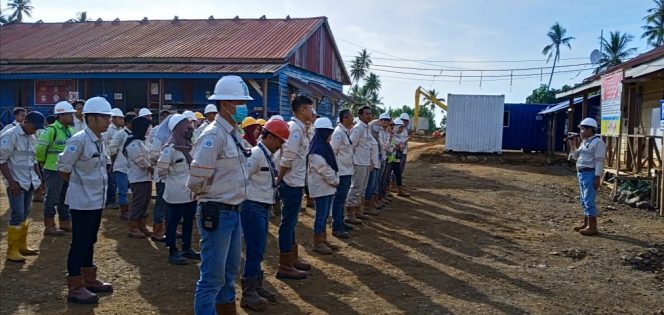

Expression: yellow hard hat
xmin=241 ymin=117 xmax=258 ymax=129
xmin=256 ymin=118 xmax=267 ymax=126
xmin=194 ymin=111 xmax=204 ymax=119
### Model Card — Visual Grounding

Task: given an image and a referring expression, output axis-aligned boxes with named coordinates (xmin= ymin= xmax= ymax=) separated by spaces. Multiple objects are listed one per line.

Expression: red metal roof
xmin=0 ymin=63 xmax=285 ymax=74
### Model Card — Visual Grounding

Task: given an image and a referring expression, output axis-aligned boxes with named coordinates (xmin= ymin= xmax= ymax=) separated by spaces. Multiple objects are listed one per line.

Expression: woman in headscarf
xmin=156 ymin=114 xmax=200 ymax=265
xmin=241 ymin=117 xmax=261 ymax=147
xmin=306 ymin=117 xmax=340 ymax=255
xmin=123 ymin=116 xmax=154 ymax=238
xmin=389 ymin=119 xmax=410 ymax=197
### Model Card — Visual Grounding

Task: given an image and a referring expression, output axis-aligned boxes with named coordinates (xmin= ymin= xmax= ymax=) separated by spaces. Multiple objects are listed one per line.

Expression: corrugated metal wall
xmin=502 ymin=104 xmax=549 ymax=152
xmin=446 ymin=94 xmax=505 ymax=153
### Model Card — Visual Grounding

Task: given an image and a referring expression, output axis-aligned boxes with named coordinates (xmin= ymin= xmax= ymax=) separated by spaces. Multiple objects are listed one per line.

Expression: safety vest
xmin=36 ymin=120 xmax=75 ymax=171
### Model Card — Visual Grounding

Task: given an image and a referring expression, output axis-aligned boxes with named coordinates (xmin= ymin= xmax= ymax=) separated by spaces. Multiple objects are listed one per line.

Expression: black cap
xmin=25 ymin=111 xmax=45 ymax=130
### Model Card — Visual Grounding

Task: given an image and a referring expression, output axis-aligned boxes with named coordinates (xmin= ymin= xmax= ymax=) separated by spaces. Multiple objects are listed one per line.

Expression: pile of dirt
xmin=418 ymin=147 xmax=569 ymax=167
xmin=623 ymin=243 xmax=664 ymax=273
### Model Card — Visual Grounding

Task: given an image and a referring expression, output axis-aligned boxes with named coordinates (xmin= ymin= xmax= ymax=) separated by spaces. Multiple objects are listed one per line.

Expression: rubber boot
xmin=59 ymin=218 xmax=72 ymax=232
xmin=276 ymin=252 xmax=307 ymax=280
xmin=313 ymin=233 xmax=333 ymax=255
xmin=150 ymin=223 xmax=166 ymax=242
xmin=81 ymin=266 xmax=113 ymax=293
xmin=292 ymin=244 xmax=311 ymax=271
xmin=18 ymin=221 xmax=39 ymax=255
xmin=579 ymin=216 xmax=599 ymax=236
xmin=119 ymin=205 xmax=129 ymax=220
xmin=255 ymin=271 xmax=277 ymax=303
xmin=215 ymin=302 xmax=237 ymax=315
xmin=241 ymin=277 xmax=268 ymax=311
xmin=168 ymin=247 xmax=188 ymax=265
xmin=127 ymin=220 xmax=146 ymax=238
xmin=43 ymin=218 xmax=66 ymax=236
xmin=345 ymin=207 xmax=363 ymax=224
xmin=6 ymin=226 xmax=27 ymax=262
xmin=322 ymin=231 xmax=339 ymax=251
xmin=397 ymin=187 xmax=411 ymax=197
xmin=138 ymin=218 xmax=152 ymax=236
xmin=573 ymin=216 xmax=588 ymax=232
xmin=66 ymin=275 xmax=99 ymax=304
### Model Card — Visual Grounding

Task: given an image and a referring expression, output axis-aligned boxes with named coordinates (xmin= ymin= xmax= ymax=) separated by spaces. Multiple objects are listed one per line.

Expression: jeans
xmin=346 ymin=165 xmax=370 ymax=207
xmin=154 ymin=182 xmax=166 ymax=224
xmin=106 ymin=171 xmax=117 ymax=205
xmin=278 ymin=183 xmax=303 ymax=253
xmin=313 ymin=195 xmax=334 ymax=234
xmin=378 ymin=161 xmax=391 ymax=198
xmin=67 ymin=209 xmax=103 ymax=276
xmin=194 ymin=204 xmax=242 ymax=314
xmin=332 ymin=175 xmax=352 ymax=232
xmin=43 ymin=170 xmax=70 ymax=220
xmin=240 ymin=200 xmax=269 ymax=278
xmin=391 ymin=162 xmax=403 ymax=187
xmin=114 ymin=172 xmax=129 ymax=206
xmin=166 ymin=201 xmax=196 ymax=250
xmin=7 ymin=186 xmax=33 ymax=226
xmin=364 ymin=168 xmax=381 ymax=199
xmin=578 ymin=171 xmax=597 ymax=217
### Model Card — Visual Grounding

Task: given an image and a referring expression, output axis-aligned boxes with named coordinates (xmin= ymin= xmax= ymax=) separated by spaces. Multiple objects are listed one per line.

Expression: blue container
xmin=502 ymin=103 xmax=551 ymax=152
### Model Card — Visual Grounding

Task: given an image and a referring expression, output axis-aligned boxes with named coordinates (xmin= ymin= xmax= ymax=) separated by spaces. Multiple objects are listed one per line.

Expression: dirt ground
xmin=1 ymin=140 xmax=663 ymax=315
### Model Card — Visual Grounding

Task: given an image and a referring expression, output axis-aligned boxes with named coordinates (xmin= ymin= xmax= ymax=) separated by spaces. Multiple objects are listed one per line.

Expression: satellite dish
xmin=590 ymin=49 xmax=601 ymax=64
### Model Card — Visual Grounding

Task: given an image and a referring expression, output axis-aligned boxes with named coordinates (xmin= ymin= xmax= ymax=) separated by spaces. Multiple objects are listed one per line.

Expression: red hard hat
xmin=263 ymin=119 xmax=290 ymax=141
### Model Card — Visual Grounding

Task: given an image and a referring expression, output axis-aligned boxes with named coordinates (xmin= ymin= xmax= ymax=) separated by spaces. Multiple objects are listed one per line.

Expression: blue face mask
xmin=231 ymin=104 xmax=248 ymax=123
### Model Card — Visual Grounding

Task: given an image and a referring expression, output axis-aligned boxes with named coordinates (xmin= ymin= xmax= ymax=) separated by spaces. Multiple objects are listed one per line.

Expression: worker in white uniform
xmin=193 ymin=104 xmax=218 ymax=143
xmin=71 ymin=100 xmax=87 ymax=133
xmin=345 ymin=105 xmax=374 ymax=221
xmin=0 ymin=107 xmax=27 ymax=135
xmin=103 ymin=108 xmax=124 ymax=210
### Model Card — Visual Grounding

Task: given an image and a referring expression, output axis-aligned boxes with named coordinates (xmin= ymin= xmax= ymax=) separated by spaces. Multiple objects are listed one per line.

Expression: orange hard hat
xmin=263 ymin=119 xmax=290 ymax=141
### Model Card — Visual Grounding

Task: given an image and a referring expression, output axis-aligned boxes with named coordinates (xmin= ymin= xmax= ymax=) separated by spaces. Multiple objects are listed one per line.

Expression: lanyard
xmin=257 ymin=142 xmax=277 ymax=188
xmin=230 ymin=133 xmax=252 ymax=158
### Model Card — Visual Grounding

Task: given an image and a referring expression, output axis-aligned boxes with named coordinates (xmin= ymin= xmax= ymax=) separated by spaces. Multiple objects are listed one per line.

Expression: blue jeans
xmin=332 ymin=175 xmax=352 ymax=232
xmin=106 ymin=171 xmax=117 ymax=205
xmin=278 ymin=183 xmax=303 ymax=253
xmin=313 ymin=195 xmax=334 ymax=234
xmin=153 ymin=182 xmax=166 ymax=224
xmin=578 ymin=171 xmax=597 ymax=217
xmin=378 ymin=161 xmax=390 ymax=198
xmin=194 ymin=204 xmax=242 ymax=314
xmin=113 ymin=171 xmax=129 ymax=206
xmin=364 ymin=168 xmax=381 ymax=199
xmin=166 ymin=201 xmax=196 ymax=250
xmin=7 ymin=186 xmax=33 ymax=226
xmin=240 ymin=200 xmax=269 ymax=278
xmin=43 ymin=170 xmax=70 ymax=220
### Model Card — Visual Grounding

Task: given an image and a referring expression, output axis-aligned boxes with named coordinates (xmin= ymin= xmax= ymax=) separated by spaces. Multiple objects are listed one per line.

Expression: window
xmin=503 ymin=111 xmax=510 ymax=127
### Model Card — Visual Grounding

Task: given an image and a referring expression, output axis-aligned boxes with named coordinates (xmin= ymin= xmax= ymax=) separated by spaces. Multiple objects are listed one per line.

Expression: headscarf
xmin=308 ymin=127 xmax=338 ymax=172
xmin=166 ymin=118 xmax=193 ymax=164
xmin=152 ymin=114 xmax=174 ymax=145
xmin=123 ymin=116 xmax=150 ymax=152
xmin=242 ymin=124 xmax=260 ymax=147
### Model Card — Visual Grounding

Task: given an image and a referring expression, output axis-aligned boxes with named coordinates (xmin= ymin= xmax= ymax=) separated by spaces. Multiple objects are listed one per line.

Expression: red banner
xmin=34 ymin=80 xmax=77 ymax=105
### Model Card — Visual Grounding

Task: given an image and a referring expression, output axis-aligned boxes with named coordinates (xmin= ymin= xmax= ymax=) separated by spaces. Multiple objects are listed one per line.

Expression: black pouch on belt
xmin=200 ymin=203 xmax=219 ymax=232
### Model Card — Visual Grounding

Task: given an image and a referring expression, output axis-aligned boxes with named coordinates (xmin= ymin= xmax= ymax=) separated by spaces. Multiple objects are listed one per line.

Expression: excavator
xmin=414 ymin=86 xmax=448 ymax=130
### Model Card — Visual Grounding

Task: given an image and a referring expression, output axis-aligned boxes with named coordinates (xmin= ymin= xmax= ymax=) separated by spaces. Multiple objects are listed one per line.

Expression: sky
xmin=7 ymin=0 xmax=657 ymax=123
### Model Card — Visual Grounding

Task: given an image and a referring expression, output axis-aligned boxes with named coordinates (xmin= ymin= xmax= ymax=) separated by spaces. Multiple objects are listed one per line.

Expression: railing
xmin=602 ymin=135 xmax=662 ymax=176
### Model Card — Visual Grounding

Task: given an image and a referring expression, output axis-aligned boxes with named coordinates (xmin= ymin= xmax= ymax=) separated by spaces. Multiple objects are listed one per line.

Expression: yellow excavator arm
xmin=414 ymin=86 xmax=447 ymax=130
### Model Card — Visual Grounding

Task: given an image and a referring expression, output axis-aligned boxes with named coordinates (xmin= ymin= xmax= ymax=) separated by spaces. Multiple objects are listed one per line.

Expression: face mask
xmin=231 ymin=104 xmax=248 ymax=123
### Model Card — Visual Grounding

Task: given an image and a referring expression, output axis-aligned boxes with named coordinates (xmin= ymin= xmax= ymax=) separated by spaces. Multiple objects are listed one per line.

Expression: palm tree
xmin=7 ymin=0 xmax=33 ymax=23
xmin=73 ymin=11 xmax=90 ymax=22
xmin=363 ymin=73 xmax=381 ymax=96
xmin=422 ymin=89 xmax=440 ymax=113
xmin=349 ymin=49 xmax=372 ymax=89
xmin=541 ymin=22 xmax=575 ymax=90
xmin=642 ymin=0 xmax=664 ymax=47
xmin=594 ymin=31 xmax=638 ymax=74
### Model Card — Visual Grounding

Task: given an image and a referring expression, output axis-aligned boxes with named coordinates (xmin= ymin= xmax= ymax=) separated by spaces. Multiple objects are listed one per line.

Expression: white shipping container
xmin=445 ymin=94 xmax=505 ymax=153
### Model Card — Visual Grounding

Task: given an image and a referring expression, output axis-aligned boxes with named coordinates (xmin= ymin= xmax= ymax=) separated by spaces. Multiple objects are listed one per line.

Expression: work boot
xmin=119 ymin=205 xmax=129 ymax=220
xmin=67 ymin=275 xmax=99 ymax=304
xmin=292 ymin=244 xmax=311 ymax=271
xmin=397 ymin=187 xmax=411 ymax=197
xmin=58 ymin=218 xmax=72 ymax=232
xmin=241 ymin=277 xmax=268 ymax=311
xmin=322 ymin=231 xmax=340 ymax=251
xmin=276 ymin=252 xmax=307 ymax=280
xmin=255 ymin=271 xmax=277 ymax=303
xmin=19 ymin=221 xmax=39 ymax=255
xmin=389 ymin=179 xmax=398 ymax=193
xmin=356 ymin=204 xmax=372 ymax=220
xmin=345 ymin=208 xmax=363 ymax=224
xmin=215 ymin=302 xmax=237 ymax=315
xmin=138 ymin=218 xmax=152 ymax=236
xmin=333 ymin=230 xmax=350 ymax=239
xmin=43 ymin=218 xmax=66 ymax=236
xmin=342 ymin=223 xmax=354 ymax=231
xmin=127 ymin=220 xmax=146 ymax=238
xmin=579 ymin=216 xmax=599 ymax=236
xmin=168 ymin=248 xmax=188 ymax=265
xmin=181 ymin=248 xmax=201 ymax=260
xmin=150 ymin=223 xmax=166 ymax=242
xmin=573 ymin=216 xmax=589 ymax=232
xmin=372 ymin=196 xmax=385 ymax=209
xmin=313 ymin=233 xmax=333 ymax=255
xmin=81 ymin=266 xmax=113 ymax=293
xmin=6 ymin=225 xmax=27 ymax=262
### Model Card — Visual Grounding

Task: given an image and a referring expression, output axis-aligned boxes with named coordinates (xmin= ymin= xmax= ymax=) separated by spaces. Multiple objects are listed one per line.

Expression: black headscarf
xmin=307 ymin=127 xmax=338 ymax=172
xmin=123 ymin=116 xmax=151 ymax=152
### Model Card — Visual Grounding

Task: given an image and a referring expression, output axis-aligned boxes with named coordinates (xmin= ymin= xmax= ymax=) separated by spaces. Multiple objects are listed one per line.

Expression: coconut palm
xmin=422 ymin=89 xmax=440 ymax=113
xmin=363 ymin=73 xmax=381 ymax=96
xmin=73 ymin=11 xmax=90 ymax=22
xmin=594 ymin=31 xmax=638 ymax=74
xmin=349 ymin=49 xmax=372 ymax=89
xmin=642 ymin=0 xmax=664 ymax=47
xmin=542 ymin=22 xmax=575 ymax=90
xmin=7 ymin=0 xmax=33 ymax=23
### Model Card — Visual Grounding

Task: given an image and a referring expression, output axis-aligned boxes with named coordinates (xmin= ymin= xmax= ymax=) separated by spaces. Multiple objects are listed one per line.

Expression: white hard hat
xmin=204 ymin=104 xmax=218 ymax=114
xmin=54 ymin=101 xmax=76 ymax=115
xmin=110 ymin=108 xmax=124 ymax=117
xmin=400 ymin=113 xmax=410 ymax=121
xmin=313 ymin=117 xmax=334 ymax=129
xmin=394 ymin=118 xmax=404 ymax=126
xmin=379 ymin=113 xmax=390 ymax=120
xmin=139 ymin=108 xmax=152 ymax=117
xmin=82 ymin=97 xmax=112 ymax=115
xmin=183 ymin=110 xmax=196 ymax=121
xmin=579 ymin=118 xmax=598 ymax=129
xmin=208 ymin=75 xmax=254 ymax=101
xmin=268 ymin=115 xmax=284 ymax=121
xmin=168 ymin=114 xmax=189 ymax=131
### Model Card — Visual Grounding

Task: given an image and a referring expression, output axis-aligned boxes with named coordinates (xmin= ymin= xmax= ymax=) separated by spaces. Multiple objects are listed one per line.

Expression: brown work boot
xmin=372 ymin=196 xmax=385 ymax=209
xmin=292 ymin=244 xmax=312 ymax=271
xmin=353 ymin=205 xmax=371 ymax=220
xmin=573 ymin=216 xmax=588 ymax=232
xmin=579 ymin=216 xmax=599 ymax=236
xmin=397 ymin=187 xmax=411 ymax=197
xmin=119 ymin=205 xmax=129 ymax=220
xmin=58 ymin=218 xmax=72 ymax=232
xmin=361 ymin=200 xmax=379 ymax=217
xmin=43 ymin=218 xmax=65 ymax=236
xmin=215 ymin=302 xmax=237 ymax=315
xmin=150 ymin=223 xmax=166 ymax=242
xmin=345 ymin=207 xmax=363 ymax=224
xmin=276 ymin=251 xmax=307 ymax=280
xmin=322 ymin=231 xmax=339 ymax=251
xmin=66 ymin=275 xmax=99 ymax=304
xmin=313 ymin=233 xmax=333 ymax=255
xmin=127 ymin=220 xmax=146 ymax=238
xmin=138 ymin=218 xmax=152 ymax=236
xmin=81 ymin=266 xmax=113 ymax=293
